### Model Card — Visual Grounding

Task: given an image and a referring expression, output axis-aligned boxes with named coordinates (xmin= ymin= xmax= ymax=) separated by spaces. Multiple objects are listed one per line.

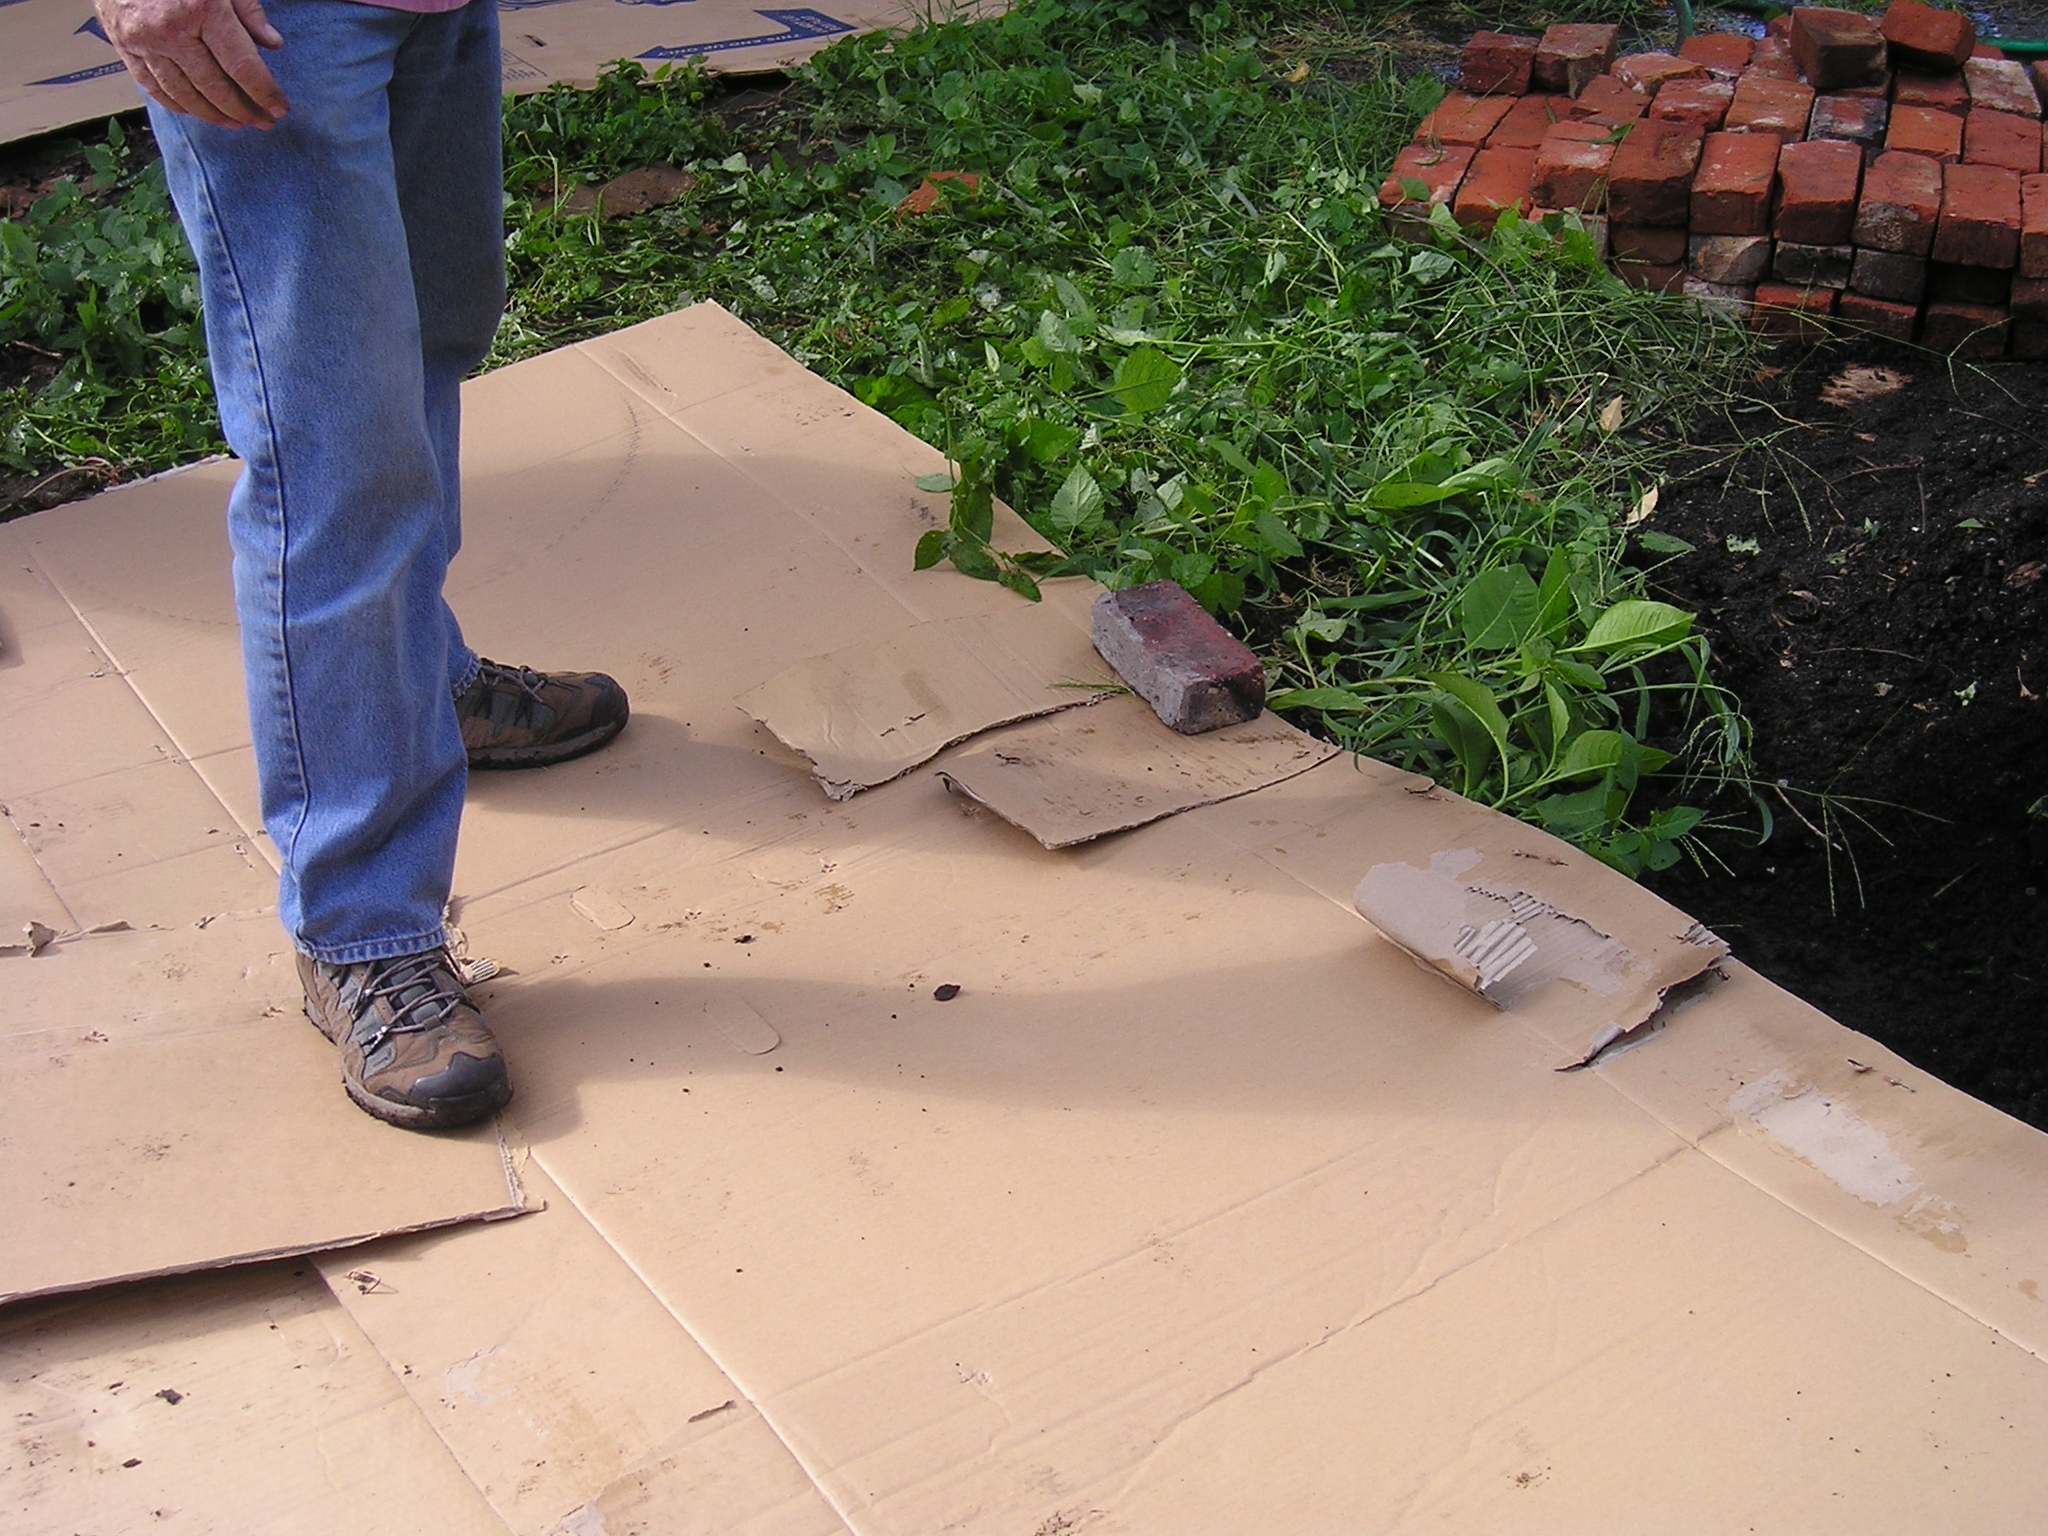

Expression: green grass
xmin=1 ymin=0 xmax=1763 ymax=872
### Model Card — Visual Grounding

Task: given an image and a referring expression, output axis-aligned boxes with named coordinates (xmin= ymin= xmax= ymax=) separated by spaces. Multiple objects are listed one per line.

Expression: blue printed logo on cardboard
xmin=29 ymin=15 xmax=125 ymax=87
xmin=638 ymin=7 xmax=852 ymax=58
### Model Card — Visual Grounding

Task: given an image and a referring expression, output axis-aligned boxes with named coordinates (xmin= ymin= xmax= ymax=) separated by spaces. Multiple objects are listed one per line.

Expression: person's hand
xmin=94 ymin=0 xmax=289 ymax=130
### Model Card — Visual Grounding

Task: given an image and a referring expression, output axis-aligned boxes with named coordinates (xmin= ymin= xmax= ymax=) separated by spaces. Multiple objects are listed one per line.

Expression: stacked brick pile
xmin=1376 ymin=2 xmax=2048 ymax=356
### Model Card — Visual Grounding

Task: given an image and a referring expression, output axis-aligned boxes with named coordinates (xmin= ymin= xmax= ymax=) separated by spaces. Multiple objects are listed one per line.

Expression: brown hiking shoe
xmin=456 ymin=658 xmax=629 ymax=769
xmin=298 ymin=949 xmax=512 ymax=1130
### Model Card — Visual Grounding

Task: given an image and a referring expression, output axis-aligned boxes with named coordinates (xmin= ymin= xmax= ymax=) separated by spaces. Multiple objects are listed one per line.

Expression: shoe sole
xmin=466 ymin=711 xmax=628 ymax=771
xmin=305 ymin=1000 xmax=514 ymax=1131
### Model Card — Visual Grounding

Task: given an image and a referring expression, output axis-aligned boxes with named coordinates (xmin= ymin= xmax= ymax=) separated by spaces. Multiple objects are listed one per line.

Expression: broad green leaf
xmin=1270 ymin=686 xmax=1374 ymax=713
xmin=1254 ymin=508 xmax=1303 ymax=559
xmin=1112 ymin=346 xmax=1181 ymax=415
xmin=1636 ymin=529 xmax=1695 ymax=555
xmin=1569 ymin=599 xmax=1694 ymax=654
xmin=1249 ymin=459 xmax=1288 ymax=508
xmin=948 ymin=538 xmax=1000 ymax=581
xmin=1208 ymin=437 xmax=1258 ymax=477
xmin=912 ymin=529 xmax=947 ymax=571
xmin=1051 ymin=274 xmax=1095 ymax=323
xmin=1407 ymin=247 xmax=1455 ymax=284
xmin=998 ymin=565 xmax=1043 ymax=601
xmin=1461 ymin=565 xmax=1542 ymax=650
xmin=1431 ymin=696 xmax=1494 ymax=799
xmin=1557 ymin=728 xmax=1626 ymax=779
xmin=1021 ymin=418 xmax=1082 ymax=463
xmin=1048 ymin=463 xmax=1105 ymax=533
xmin=1426 ymin=672 xmax=1510 ymax=779
xmin=1366 ymin=480 xmax=1456 ymax=511
xmin=1035 ymin=309 xmax=1085 ymax=355
xmin=1110 ymin=247 xmax=1158 ymax=286
xmin=913 ymin=471 xmax=957 ymax=493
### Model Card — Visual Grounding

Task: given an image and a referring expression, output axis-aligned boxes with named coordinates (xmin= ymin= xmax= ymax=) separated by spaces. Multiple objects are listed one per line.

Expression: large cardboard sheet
xmin=0 ymin=0 xmax=937 ymax=147
xmin=6 ymin=302 xmax=2047 ymax=1531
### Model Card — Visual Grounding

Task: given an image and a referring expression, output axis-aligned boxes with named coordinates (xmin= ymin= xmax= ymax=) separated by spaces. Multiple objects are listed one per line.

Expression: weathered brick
xmin=1681 ymin=275 xmax=1757 ymax=319
xmin=1614 ymin=259 xmax=1686 ymax=292
xmin=1792 ymin=8 xmax=1891 ymax=90
xmin=1416 ymin=93 xmax=1519 ymax=146
xmin=1727 ymin=74 xmax=1817 ymax=142
xmin=1608 ymin=119 xmax=1706 ymax=224
xmin=1974 ymin=42 xmax=2010 ymax=59
xmin=2032 ymin=60 xmax=2048 ymax=111
xmin=1854 ymin=148 xmax=1944 ymax=251
xmin=1919 ymin=298 xmax=2009 ymax=353
xmin=1932 ymin=160 xmax=2023 ymax=264
xmin=1748 ymin=37 xmax=1802 ymax=80
xmin=1534 ymin=22 xmax=1620 ymax=95
xmin=1531 ymin=121 xmax=1616 ymax=212
xmin=1091 ymin=582 xmax=1265 ymax=734
xmin=1616 ymin=52 xmax=1708 ymax=95
xmin=1692 ymin=131 xmax=1783 ymax=233
xmin=1886 ymin=102 xmax=1966 ymax=159
xmin=1611 ymin=224 xmax=1689 ymax=264
xmin=1774 ymin=240 xmax=1856 ymax=285
xmin=1570 ymin=74 xmax=1650 ymax=125
xmin=1775 ymin=138 xmax=1865 ymax=242
xmin=1892 ymin=69 xmax=1971 ymax=115
xmin=1963 ymin=107 xmax=2043 ymax=171
xmin=1653 ymin=78 xmax=1737 ymax=129
xmin=1486 ymin=94 xmax=1577 ymax=149
xmin=2012 ymin=318 xmax=2048 ymax=357
xmin=1928 ymin=260 xmax=2012 ymax=303
xmin=1835 ymin=74 xmax=1896 ymax=101
xmin=1461 ymin=32 xmax=1539 ymax=96
xmin=1378 ymin=142 xmax=1477 ymax=210
xmin=1850 ymin=246 xmax=1930 ymax=300
xmin=1690 ymin=232 xmax=1774 ymax=282
xmin=2021 ymin=172 xmax=2048 ymax=275
xmin=1965 ymin=56 xmax=2041 ymax=117
xmin=2009 ymin=273 xmax=2048 ymax=318
xmin=1837 ymin=290 xmax=1920 ymax=338
xmin=1754 ymin=280 xmax=1839 ymax=332
xmin=1767 ymin=13 xmax=1795 ymax=41
xmin=1880 ymin=0 xmax=1976 ymax=72
xmin=1452 ymin=145 xmax=1538 ymax=231
xmin=1809 ymin=94 xmax=1891 ymax=153
xmin=1680 ymin=33 xmax=1754 ymax=78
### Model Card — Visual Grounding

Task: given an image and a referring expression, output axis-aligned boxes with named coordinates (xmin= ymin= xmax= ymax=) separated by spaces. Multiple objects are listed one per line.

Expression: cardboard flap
xmin=735 ymin=605 xmax=1115 ymax=798
xmin=936 ymin=696 xmax=1338 ymax=847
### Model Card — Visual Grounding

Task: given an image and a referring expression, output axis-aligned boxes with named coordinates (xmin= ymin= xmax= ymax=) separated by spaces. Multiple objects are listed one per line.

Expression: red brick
xmin=2032 ymin=60 xmax=2048 ymax=112
xmin=1680 ymin=33 xmax=1754 ymax=78
xmin=1928 ymin=260 xmax=2011 ymax=303
xmin=2021 ymin=172 xmax=2048 ymax=275
xmin=1726 ymin=74 xmax=1817 ymax=142
xmin=1616 ymin=52 xmax=1708 ymax=95
xmin=1534 ymin=23 xmax=1620 ymax=95
xmin=1920 ymin=298 xmax=2009 ymax=352
xmin=1774 ymin=240 xmax=1856 ymax=285
xmin=1091 ymin=583 xmax=1265 ymax=733
xmin=1532 ymin=121 xmax=1616 ymax=212
xmin=1653 ymin=78 xmax=1736 ymax=129
xmin=1965 ymin=56 xmax=2041 ymax=117
xmin=1690 ymin=232 xmax=1773 ymax=282
xmin=1461 ymin=32 xmax=1539 ymax=97
xmin=1692 ymin=130 xmax=1783 ymax=233
xmin=1417 ymin=93 xmax=1518 ymax=146
xmin=1378 ymin=143 xmax=1477 ymax=210
xmin=1836 ymin=74 xmax=1895 ymax=101
xmin=1570 ymin=74 xmax=1650 ymax=125
xmin=1809 ymin=93 xmax=1891 ymax=151
xmin=1893 ymin=69 xmax=1971 ymax=115
xmin=1974 ymin=43 xmax=2009 ymax=59
xmin=1850 ymin=247 xmax=1929 ymax=300
xmin=1964 ymin=108 xmax=2043 ymax=171
xmin=1753 ymin=280 xmax=1839 ymax=332
xmin=1792 ymin=8 xmax=1891 ymax=90
xmin=1748 ymin=37 xmax=1801 ymax=80
xmin=1775 ymin=138 xmax=1865 ymax=242
xmin=1854 ymin=148 xmax=1944 ymax=251
xmin=1611 ymin=224 xmax=1689 ymax=263
xmin=1608 ymin=119 xmax=1706 ymax=225
xmin=1486 ymin=95 xmax=1577 ymax=149
xmin=1452 ymin=146 xmax=1538 ymax=231
xmin=2011 ymin=273 xmax=2048 ymax=318
xmin=1615 ymin=259 xmax=1686 ymax=292
xmin=1767 ymin=14 xmax=1795 ymax=41
xmin=1837 ymin=290 xmax=1920 ymax=338
xmin=1880 ymin=0 xmax=1975 ymax=72
xmin=1932 ymin=160 xmax=2023 ymax=264
xmin=1886 ymin=102 xmax=1966 ymax=159
xmin=2012 ymin=318 xmax=2048 ymax=356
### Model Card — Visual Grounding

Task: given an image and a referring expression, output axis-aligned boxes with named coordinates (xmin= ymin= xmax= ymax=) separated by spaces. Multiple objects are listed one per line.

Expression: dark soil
xmin=1642 ymin=340 xmax=2048 ymax=1132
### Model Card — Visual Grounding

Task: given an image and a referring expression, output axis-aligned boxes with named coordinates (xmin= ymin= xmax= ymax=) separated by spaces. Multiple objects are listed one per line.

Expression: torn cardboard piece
xmin=736 ymin=604 xmax=1115 ymax=799
xmin=936 ymin=695 xmax=1337 ymax=847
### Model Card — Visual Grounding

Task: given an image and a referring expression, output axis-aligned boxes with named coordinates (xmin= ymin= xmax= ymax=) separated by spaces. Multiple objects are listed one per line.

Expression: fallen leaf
xmin=1818 ymin=364 xmax=1909 ymax=408
xmin=1598 ymin=395 xmax=1625 ymax=433
xmin=1626 ymin=485 xmax=1660 ymax=525
xmin=2007 ymin=560 xmax=2044 ymax=589
xmin=898 ymin=170 xmax=980 ymax=217
xmin=1284 ymin=61 xmax=1311 ymax=82
xmin=553 ymin=165 xmax=698 ymax=219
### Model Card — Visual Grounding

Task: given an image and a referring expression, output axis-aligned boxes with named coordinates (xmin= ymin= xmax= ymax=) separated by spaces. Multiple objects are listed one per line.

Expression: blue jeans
xmin=148 ymin=0 xmax=504 ymax=964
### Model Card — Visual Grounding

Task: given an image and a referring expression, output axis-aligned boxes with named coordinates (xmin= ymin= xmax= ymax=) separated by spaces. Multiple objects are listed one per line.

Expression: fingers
xmin=160 ymin=37 xmax=275 ymax=128
xmin=230 ymin=0 xmax=284 ymax=50
xmin=201 ymin=11 xmax=289 ymax=120
xmin=150 ymin=53 xmax=245 ymax=129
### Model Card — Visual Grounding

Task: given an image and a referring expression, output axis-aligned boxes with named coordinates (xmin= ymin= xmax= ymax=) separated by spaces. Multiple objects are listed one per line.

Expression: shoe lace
xmin=475 ymin=657 xmax=548 ymax=703
xmin=352 ymin=951 xmax=466 ymax=1056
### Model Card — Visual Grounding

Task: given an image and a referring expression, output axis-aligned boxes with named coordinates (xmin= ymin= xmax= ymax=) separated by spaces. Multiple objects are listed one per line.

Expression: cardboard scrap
xmin=0 ymin=0 xmax=956 ymax=146
xmin=736 ymin=604 xmax=1116 ymax=799
xmin=936 ymin=694 xmax=1338 ymax=847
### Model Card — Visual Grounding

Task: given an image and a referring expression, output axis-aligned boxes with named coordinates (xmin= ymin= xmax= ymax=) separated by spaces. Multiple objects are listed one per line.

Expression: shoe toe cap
xmin=408 ymin=1049 xmax=512 ymax=1111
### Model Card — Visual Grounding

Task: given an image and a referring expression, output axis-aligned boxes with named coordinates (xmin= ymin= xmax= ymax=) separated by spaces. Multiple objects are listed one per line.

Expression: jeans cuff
xmin=449 ymin=651 xmax=481 ymax=699
xmin=297 ymin=925 xmax=451 ymax=967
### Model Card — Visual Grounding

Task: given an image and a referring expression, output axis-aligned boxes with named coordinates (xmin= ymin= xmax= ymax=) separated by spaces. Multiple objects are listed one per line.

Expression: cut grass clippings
xmin=1 ymin=0 xmax=1762 ymax=871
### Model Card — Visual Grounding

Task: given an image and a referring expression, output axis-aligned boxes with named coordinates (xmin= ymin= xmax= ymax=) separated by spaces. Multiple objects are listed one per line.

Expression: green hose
xmin=1990 ymin=37 xmax=2048 ymax=56
xmin=1675 ymin=0 xmax=1695 ymax=47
